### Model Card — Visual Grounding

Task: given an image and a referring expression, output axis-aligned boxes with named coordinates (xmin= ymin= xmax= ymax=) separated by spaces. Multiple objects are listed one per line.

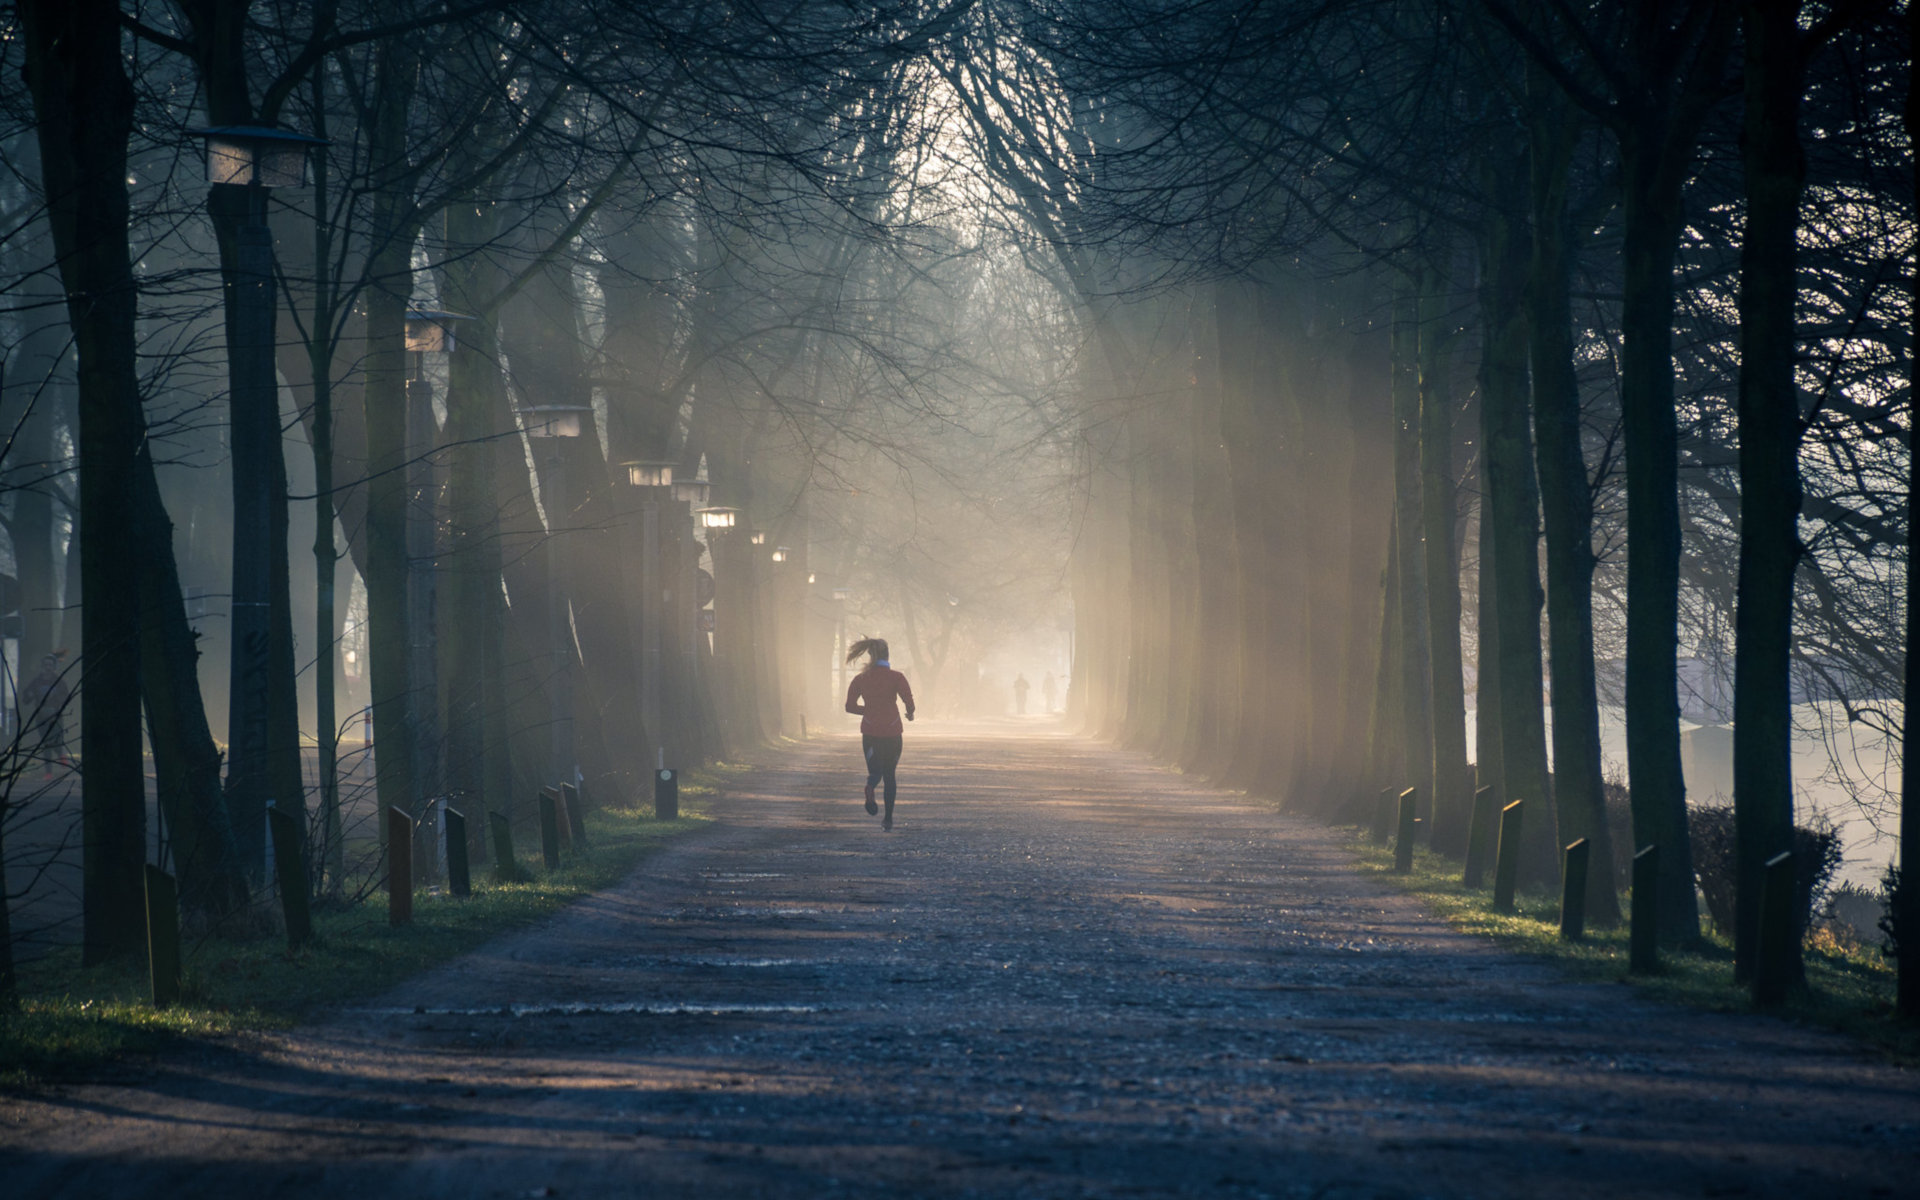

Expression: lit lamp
xmin=749 ymin=531 xmax=766 ymax=546
xmin=523 ymin=404 xmax=591 ymax=439
xmin=697 ymin=506 xmax=739 ymax=530
xmin=524 ymin=402 xmax=592 ymax=791
xmin=672 ymin=479 xmax=710 ymax=506
xmin=189 ymin=125 xmax=327 ymax=189
xmin=405 ymin=308 xmax=471 ymax=380
xmin=625 ymin=460 xmax=675 ymax=488
xmin=626 ymin=460 xmax=677 ymax=772
xmin=771 ymin=546 xmax=790 ymax=563
xmin=189 ymin=121 xmax=327 ymax=876
xmin=832 ymin=586 xmax=851 ymax=602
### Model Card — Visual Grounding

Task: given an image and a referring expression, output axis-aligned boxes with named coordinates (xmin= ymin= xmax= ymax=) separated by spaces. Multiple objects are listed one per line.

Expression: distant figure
xmin=844 ymin=637 xmax=915 ymax=831
xmin=1042 ymin=671 xmax=1058 ymax=714
xmin=1013 ymin=673 xmax=1030 ymax=715
xmin=21 ymin=651 xmax=70 ymax=771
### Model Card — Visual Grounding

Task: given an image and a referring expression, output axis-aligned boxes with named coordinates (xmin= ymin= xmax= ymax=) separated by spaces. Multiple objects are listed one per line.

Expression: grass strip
xmin=1352 ymin=839 xmax=1918 ymax=1062
xmin=2 ymin=789 xmax=724 ymax=1087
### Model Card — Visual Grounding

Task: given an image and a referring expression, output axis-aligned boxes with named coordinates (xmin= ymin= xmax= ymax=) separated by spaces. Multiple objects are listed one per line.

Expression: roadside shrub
xmin=1880 ymin=865 xmax=1906 ymax=964
xmin=1603 ymin=777 xmax=1635 ymax=887
xmin=1690 ymin=804 xmax=1842 ymax=938
xmin=1816 ymin=880 xmax=1888 ymax=954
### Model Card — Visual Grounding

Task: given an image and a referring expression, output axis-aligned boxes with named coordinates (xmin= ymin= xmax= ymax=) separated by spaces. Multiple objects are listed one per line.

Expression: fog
xmin=0 ymin=1 xmax=1910 ymax=975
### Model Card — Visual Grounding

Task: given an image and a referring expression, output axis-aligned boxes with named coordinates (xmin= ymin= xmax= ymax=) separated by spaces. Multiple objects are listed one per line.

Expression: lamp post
xmin=742 ymin=531 xmax=770 ymax=735
xmin=525 ymin=404 xmax=592 ymax=787
xmin=398 ymin=310 xmax=467 ymax=875
xmin=624 ymin=460 xmax=675 ymax=770
xmin=697 ymin=507 xmax=739 ymax=741
xmin=770 ymin=547 xmax=799 ymax=734
xmin=189 ymin=125 xmax=324 ymax=879
xmin=672 ymin=478 xmax=710 ymax=761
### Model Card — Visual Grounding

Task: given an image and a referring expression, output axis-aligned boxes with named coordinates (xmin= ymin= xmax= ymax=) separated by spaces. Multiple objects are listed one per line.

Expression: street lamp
xmin=525 ymin=404 xmax=590 ymax=788
xmin=697 ymin=506 xmax=738 ymax=530
xmin=523 ymin=403 xmax=591 ymax=440
xmin=398 ymin=310 xmax=469 ymax=846
xmin=625 ymin=460 xmax=674 ymax=488
xmin=405 ymin=308 xmax=471 ymax=379
xmin=771 ymin=546 xmax=789 ymax=564
xmin=749 ymin=530 xmax=766 ymax=546
xmin=190 ymin=123 xmax=323 ymax=879
xmin=622 ymin=461 xmax=677 ymax=769
xmin=672 ymin=478 xmax=710 ymax=507
xmin=190 ymin=125 xmax=326 ymax=190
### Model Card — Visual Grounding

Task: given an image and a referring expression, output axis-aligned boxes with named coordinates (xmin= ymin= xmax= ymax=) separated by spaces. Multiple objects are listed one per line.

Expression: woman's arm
xmin=898 ymin=674 xmax=916 ymax=721
xmin=845 ymin=676 xmax=864 ymax=716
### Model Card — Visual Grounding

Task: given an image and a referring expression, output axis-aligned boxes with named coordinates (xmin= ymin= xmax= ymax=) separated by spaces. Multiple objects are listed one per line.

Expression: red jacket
xmin=846 ymin=666 xmax=915 ymax=737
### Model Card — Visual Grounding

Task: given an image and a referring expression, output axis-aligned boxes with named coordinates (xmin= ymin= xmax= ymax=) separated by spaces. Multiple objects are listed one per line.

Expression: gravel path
xmin=3 ymin=723 xmax=1915 ymax=1198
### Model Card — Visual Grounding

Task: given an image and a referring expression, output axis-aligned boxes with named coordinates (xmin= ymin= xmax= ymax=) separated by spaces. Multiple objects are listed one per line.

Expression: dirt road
xmin=3 ymin=724 xmax=1914 ymax=1197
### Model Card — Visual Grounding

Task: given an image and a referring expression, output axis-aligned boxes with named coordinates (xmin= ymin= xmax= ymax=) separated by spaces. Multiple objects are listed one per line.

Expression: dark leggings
xmin=863 ymin=734 xmax=903 ymax=808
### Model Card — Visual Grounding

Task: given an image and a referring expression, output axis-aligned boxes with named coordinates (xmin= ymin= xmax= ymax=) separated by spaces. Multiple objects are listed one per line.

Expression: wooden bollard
xmin=1492 ymin=799 xmax=1525 ymax=913
xmin=1463 ymin=785 xmax=1497 ymax=889
xmin=1393 ymin=788 xmax=1418 ymax=873
xmin=539 ymin=790 xmax=563 ymax=869
xmin=144 ymin=864 xmax=180 ymax=1008
xmin=445 ymin=808 xmax=472 ymax=897
xmin=1630 ymin=844 xmax=1660 ymax=973
xmin=1559 ymin=839 xmax=1590 ymax=940
xmin=655 ymin=768 xmax=679 ymax=820
xmin=1754 ymin=850 xmax=1799 ymax=1007
xmin=266 ymin=802 xmax=313 ymax=948
xmin=387 ymin=806 xmax=414 ymax=926
xmin=1370 ymin=788 xmax=1394 ymax=844
xmin=550 ymin=786 xmax=575 ymax=855
xmin=489 ymin=811 xmax=525 ymax=882
xmin=561 ymin=782 xmax=589 ymax=848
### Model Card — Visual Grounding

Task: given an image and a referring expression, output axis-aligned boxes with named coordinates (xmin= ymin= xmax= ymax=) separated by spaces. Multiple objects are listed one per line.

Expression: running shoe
xmin=882 ymin=812 xmax=892 ymax=831
xmin=864 ymin=781 xmax=878 ymax=815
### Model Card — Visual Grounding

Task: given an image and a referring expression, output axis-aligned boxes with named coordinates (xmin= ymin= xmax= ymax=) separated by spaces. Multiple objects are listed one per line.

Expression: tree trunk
xmin=1898 ymin=0 xmax=1920 ymax=1022
xmin=361 ymin=36 xmax=424 ymax=828
xmin=1731 ymin=0 xmax=1808 ymax=987
xmin=1392 ymin=281 xmax=1434 ymax=813
xmin=1479 ymin=148 xmax=1556 ymax=886
xmin=306 ymin=84 xmax=344 ymax=887
xmin=1183 ymin=286 xmax=1243 ymax=773
xmin=1216 ymin=280 xmax=1270 ymax=785
xmin=1474 ymin=490 xmax=1504 ymax=804
xmin=1339 ymin=325 xmax=1394 ymax=807
xmin=1619 ymin=136 xmax=1704 ymax=945
xmin=21 ymin=0 xmax=149 ymax=962
xmin=1299 ymin=299 xmax=1357 ymax=808
xmin=1369 ymin=512 xmax=1406 ymax=796
xmin=11 ymin=306 xmax=62 ymax=675
xmin=134 ymin=445 xmax=248 ymax=917
xmin=1419 ymin=258 xmax=1472 ymax=856
xmin=1529 ymin=87 xmax=1621 ymax=925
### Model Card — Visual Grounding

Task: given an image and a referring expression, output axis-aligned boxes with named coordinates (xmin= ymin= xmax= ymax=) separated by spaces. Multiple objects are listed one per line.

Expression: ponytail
xmin=846 ymin=636 xmax=889 ymax=665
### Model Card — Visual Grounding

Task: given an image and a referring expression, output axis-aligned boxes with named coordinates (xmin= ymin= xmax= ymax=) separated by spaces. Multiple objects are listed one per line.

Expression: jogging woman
xmin=844 ymin=637 xmax=915 ymax=830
